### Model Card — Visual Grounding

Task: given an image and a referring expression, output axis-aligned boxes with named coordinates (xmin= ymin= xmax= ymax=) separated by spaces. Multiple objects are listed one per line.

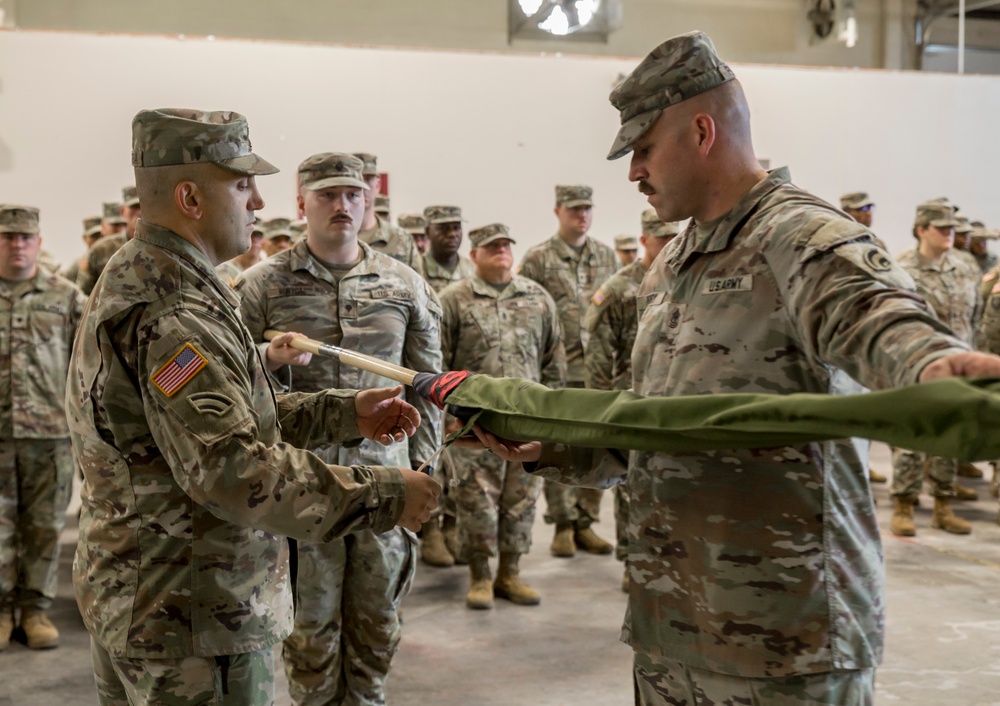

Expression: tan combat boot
xmin=574 ymin=525 xmax=614 ymax=555
xmin=0 ymin=609 xmax=12 ymax=651
xmin=466 ymin=555 xmax=494 ymax=610
xmin=957 ymin=461 xmax=984 ymax=479
xmin=890 ymin=496 xmax=917 ymax=537
xmin=550 ymin=523 xmax=575 ymax=558
xmin=494 ymin=552 xmax=541 ymax=606
xmin=955 ymin=483 xmax=979 ymax=502
xmin=441 ymin=515 xmax=465 ymax=566
xmin=868 ymin=469 xmax=887 ymax=484
xmin=21 ymin=609 xmax=59 ymax=649
xmin=420 ymin=519 xmax=455 ymax=568
xmin=931 ymin=498 xmax=972 ymax=534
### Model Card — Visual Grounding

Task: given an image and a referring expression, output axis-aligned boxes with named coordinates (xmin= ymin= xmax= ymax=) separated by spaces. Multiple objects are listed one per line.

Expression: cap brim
xmin=265 ymin=230 xmax=293 ymax=240
xmin=122 ymin=198 xmax=140 ymax=207
xmin=0 ymin=226 xmax=39 ymax=234
xmin=846 ymin=200 xmax=874 ymax=209
xmin=103 ymin=217 xmax=126 ymax=225
xmin=427 ymin=217 xmax=467 ymax=224
xmin=301 ymin=176 xmax=369 ymax=191
xmin=607 ymin=108 xmax=663 ymax=161
xmin=85 ymin=226 xmax=103 ymax=237
xmin=560 ymin=200 xmax=593 ymax=209
xmin=928 ymin=218 xmax=961 ymax=228
xmin=475 ymin=235 xmax=516 ymax=247
xmin=220 ymin=152 xmax=280 ymax=176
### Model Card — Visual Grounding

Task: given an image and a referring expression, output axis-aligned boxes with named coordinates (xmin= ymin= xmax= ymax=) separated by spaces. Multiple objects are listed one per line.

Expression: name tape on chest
xmin=370 ymin=289 xmax=413 ymax=300
xmin=151 ymin=342 xmax=209 ymax=397
xmin=703 ymin=275 xmax=753 ymax=295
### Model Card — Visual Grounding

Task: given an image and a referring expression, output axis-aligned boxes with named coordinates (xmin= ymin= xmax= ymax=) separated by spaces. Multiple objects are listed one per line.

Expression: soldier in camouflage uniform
xmin=260 ymin=217 xmax=293 ymax=258
xmin=519 ymin=184 xmax=618 ymax=557
xmin=399 ymin=213 xmax=429 ymax=255
xmin=60 ymin=216 xmax=103 ymax=285
xmin=236 ymin=152 xmax=443 ymax=706
xmin=0 ymin=205 xmax=84 ymax=651
xmin=583 ymin=210 xmax=678 ymax=592
xmin=354 ymin=153 xmax=425 ymax=276
xmin=67 ymin=110 xmax=438 ymax=706
xmin=423 ymin=205 xmax=475 ymax=293
xmin=439 ymin=223 xmax=566 ymax=609
xmin=890 ymin=202 xmax=982 ymax=536
xmin=77 ymin=186 xmax=142 ymax=295
xmin=216 ymin=219 xmax=263 ymax=286
xmin=840 ymin=192 xmax=874 ymax=228
xmin=970 ymin=222 xmax=998 ymax=273
xmin=375 ymin=194 xmax=391 ymax=220
xmin=472 ymin=32 xmax=1000 ymax=704
xmin=613 ymin=234 xmax=639 ymax=268
xmin=100 ymin=201 xmax=127 ymax=237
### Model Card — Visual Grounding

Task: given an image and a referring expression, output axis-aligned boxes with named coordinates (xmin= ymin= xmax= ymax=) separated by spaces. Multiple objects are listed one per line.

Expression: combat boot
xmin=574 ymin=525 xmax=614 ymax=555
xmin=868 ymin=469 xmax=887 ymax=484
xmin=550 ymin=523 xmax=575 ymax=558
xmin=955 ymin=483 xmax=979 ymax=501
xmin=0 ymin=610 xmax=12 ymax=651
xmin=890 ymin=496 xmax=917 ymax=537
xmin=958 ymin=461 xmax=984 ymax=479
xmin=494 ymin=552 xmax=541 ymax=606
xmin=441 ymin=514 xmax=465 ymax=565
xmin=420 ymin=520 xmax=455 ymax=567
xmin=21 ymin=609 xmax=59 ymax=650
xmin=931 ymin=498 xmax=972 ymax=534
xmin=466 ymin=555 xmax=494 ymax=610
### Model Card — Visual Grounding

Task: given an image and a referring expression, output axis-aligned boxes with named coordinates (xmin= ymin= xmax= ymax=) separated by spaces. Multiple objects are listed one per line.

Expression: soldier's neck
xmin=557 ymin=230 xmax=587 ymax=249
xmin=432 ymin=251 xmax=459 ymax=269
xmin=918 ymin=242 xmax=948 ymax=265
xmin=308 ymin=235 xmax=361 ymax=265
xmin=360 ymin=209 xmax=378 ymax=231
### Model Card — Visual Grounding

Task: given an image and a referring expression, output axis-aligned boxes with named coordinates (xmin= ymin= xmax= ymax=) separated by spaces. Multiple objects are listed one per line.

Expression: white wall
xmin=1 ymin=29 xmax=1000 ymax=269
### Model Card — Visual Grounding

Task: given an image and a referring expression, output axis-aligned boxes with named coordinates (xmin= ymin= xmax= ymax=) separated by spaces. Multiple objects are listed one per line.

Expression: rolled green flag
xmin=415 ymin=372 xmax=1000 ymax=462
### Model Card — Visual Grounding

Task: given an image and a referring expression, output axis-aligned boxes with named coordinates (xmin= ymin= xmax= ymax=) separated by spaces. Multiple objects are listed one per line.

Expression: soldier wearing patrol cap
xmin=60 ymin=216 xmax=103 ymax=284
xmin=236 ymin=152 xmax=443 ymax=706
xmin=423 ymin=205 xmax=475 ymax=294
xmin=840 ymin=192 xmax=875 ymax=228
xmin=354 ymin=153 xmax=425 ymax=276
xmin=66 ymin=109 xmax=438 ymax=705
xmin=473 ymin=31 xmax=1000 ymax=704
xmin=519 ymin=184 xmax=618 ymax=558
xmin=100 ymin=201 xmax=126 ymax=237
xmin=613 ymin=234 xmax=639 ymax=268
xmin=77 ymin=185 xmax=143 ymax=295
xmin=399 ymin=213 xmax=429 ymax=255
xmin=969 ymin=221 xmax=998 ymax=273
xmin=439 ymin=223 xmax=566 ymax=609
xmin=261 ymin=216 xmax=294 ymax=258
xmin=0 ymin=205 xmax=85 ymax=651
xmin=375 ymin=194 xmax=391 ymax=220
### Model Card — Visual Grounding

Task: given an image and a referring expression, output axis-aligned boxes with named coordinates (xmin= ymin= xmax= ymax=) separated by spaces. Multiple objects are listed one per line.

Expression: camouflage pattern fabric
xmin=359 ymin=216 xmax=426 ymax=277
xmin=423 ymin=253 xmax=475 ymax=294
xmin=979 ymin=274 xmax=1000 ymax=354
xmin=215 ymin=259 xmax=245 ymax=288
xmin=66 ymin=221 xmax=409 ymax=660
xmin=584 ymin=259 xmax=647 ymax=392
xmin=975 ymin=251 xmax=998 ymax=274
xmin=555 ymin=184 xmax=593 ymax=208
xmin=60 ymin=258 xmax=83 ymax=285
xmin=77 ymin=232 xmax=127 ymax=295
xmin=235 ymin=238 xmax=441 ymax=704
xmin=0 ymin=204 xmax=39 ymax=233
xmin=439 ymin=274 xmax=565 ymax=559
xmin=891 ymin=448 xmax=956 ymax=499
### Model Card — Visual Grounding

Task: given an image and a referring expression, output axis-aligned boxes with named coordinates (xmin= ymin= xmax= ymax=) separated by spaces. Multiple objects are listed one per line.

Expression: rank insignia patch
xmin=151 ymin=343 xmax=208 ymax=397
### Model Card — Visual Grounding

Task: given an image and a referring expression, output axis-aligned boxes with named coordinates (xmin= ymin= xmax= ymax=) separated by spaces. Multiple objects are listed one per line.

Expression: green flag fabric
xmin=433 ymin=374 xmax=1000 ymax=462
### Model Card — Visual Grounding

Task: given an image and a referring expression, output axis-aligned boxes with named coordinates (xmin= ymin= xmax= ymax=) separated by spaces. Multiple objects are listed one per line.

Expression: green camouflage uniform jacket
xmin=77 ymin=232 xmax=127 ymax=295
xmin=583 ymin=260 xmax=646 ymax=392
xmin=216 ymin=258 xmax=246 ymax=288
xmin=236 ymin=240 xmax=443 ymax=468
xmin=519 ymin=234 xmax=618 ymax=384
xmin=439 ymin=274 xmax=566 ymax=387
xmin=0 ymin=270 xmax=85 ymax=439
xmin=532 ymin=168 xmax=968 ymax=677
xmin=66 ymin=222 xmax=408 ymax=659
xmin=359 ymin=216 xmax=426 ymax=278
xmin=896 ymin=248 xmax=981 ymax=346
xmin=423 ymin=253 xmax=475 ymax=294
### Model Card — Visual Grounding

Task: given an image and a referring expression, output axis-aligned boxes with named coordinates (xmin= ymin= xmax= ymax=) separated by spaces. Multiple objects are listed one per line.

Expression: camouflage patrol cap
xmin=607 ymin=31 xmax=736 ymax=160
xmin=263 ymin=217 xmax=293 ymax=241
xmin=102 ymin=201 xmax=126 ymax=225
xmin=840 ymin=192 xmax=874 ymax=210
xmin=424 ymin=205 xmax=465 ymax=225
xmin=375 ymin=195 xmax=391 ymax=216
xmin=469 ymin=223 xmax=516 ymax=248
xmin=914 ymin=202 xmax=960 ymax=228
xmin=614 ymin=235 xmax=639 ymax=250
xmin=298 ymin=153 xmax=368 ymax=191
xmin=641 ymin=208 xmax=680 ymax=237
xmin=353 ymin=153 xmax=378 ymax=177
xmin=0 ymin=205 xmax=39 ymax=234
xmin=121 ymin=185 xmax=140 ymax=207
xmin=83 ymin=216 xmax=102 ymax=237
xmin=926 ymin=196 xmax=959 ymax=213
xmin=131 ymin=109 xmax=279 ymax=176
xmin=398 ymin=214 xmax=427 ymax=235
xmin=970 ymin=222 xmax=999 ymax=240
xmin=955 ymin=216 xmax=973 ymax=235
xmin=556 ymin=185 xmax=593 ymax=208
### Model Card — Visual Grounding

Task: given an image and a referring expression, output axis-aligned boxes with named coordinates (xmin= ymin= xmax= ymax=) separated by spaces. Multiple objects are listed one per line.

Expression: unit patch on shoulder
xmin=151 ymin=342 xmax=209 ymax=397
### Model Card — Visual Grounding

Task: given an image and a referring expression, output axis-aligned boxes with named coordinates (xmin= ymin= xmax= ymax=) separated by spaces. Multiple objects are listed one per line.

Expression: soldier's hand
xmin=397 ymin=468 xmax=440 ymax=531
xmin=919 ymin=351 xmax=1000 ymax=382
xmin=356 ymin=386 xmax=421 ymax=446
xmin=265 ymin=331 xmax=313 ymax=372
xmin=451 ymin=424 xmax=543 ymax=463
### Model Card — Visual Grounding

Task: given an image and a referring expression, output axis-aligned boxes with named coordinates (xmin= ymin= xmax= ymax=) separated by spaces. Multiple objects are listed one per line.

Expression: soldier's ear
xmin=175 ymin=180 xmax=203 ymax=219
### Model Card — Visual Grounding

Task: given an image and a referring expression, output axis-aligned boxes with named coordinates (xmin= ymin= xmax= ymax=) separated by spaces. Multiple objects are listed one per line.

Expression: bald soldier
xmin=583 ymin=209 xmax=678 ymax=592
xmin=472 ymin=32 xmax=1000 ymax=704
xmin=354 ymin=153 xmax=425 ymax=276
xmin=0 ymin=206 xmax=85 ymax=651
xmin=236 ymin=152 xmax=443 ymax=705
xmin=519 ymin=184 xmax=618 ymax=557
xmin=76 ymin=186 xmax=141 ymax=295
xmin=66 ymin=109 xmax=438 ymax=706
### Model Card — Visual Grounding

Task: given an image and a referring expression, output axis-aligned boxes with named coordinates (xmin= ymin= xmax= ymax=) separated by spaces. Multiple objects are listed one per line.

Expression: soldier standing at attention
xmin=0 ymin=206 xmax=85 ymax=651
xmin=66 ymin=110 xmax=438 ymax=705
xmin=439 ymin=223 xmax=566 ymax=609
xmin=236 ymin=152 xmax=443 ymax=706
xmin=398 ymin=214 xmax=429 ymax=255
xmin=260 ymin=217 xmax=294 ymax=258
xmin=519 ymin=184 xmax=618 ymax=557
xmin=613 ymin=234 xmax=640 ymax=268
xmin=216 ymin=219 xmax=264 ymax=285
xmin=473 ymin=32 xmax=1000 ymax=704
xmin=583 ymin=209 xmax=678 ymax=591
xmin=354 ymin=153 xmax=425 ymax=276
xmin=422 ymin=205 xmax=475 ymax=293
xmin=60 ymin=216 xmax=103 ymax=285
xmin=77 ymin=186 xmax=142 ymax=295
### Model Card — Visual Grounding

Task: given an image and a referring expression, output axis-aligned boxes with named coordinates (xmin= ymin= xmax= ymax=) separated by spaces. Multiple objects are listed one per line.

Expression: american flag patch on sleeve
xmin=151 ymin=342 xmax=209 ymax=397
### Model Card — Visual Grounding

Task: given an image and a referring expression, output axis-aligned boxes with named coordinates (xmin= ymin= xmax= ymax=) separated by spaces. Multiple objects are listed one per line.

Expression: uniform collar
xmin=469 ymin=274 xmax=530 ymax=300
xmin=359 ymin=216 xmax=391 ymax=245
xmin=288 ymin=238 xmax=374 ymax=284
xmin=0 ymin=268 xmax=48 ymax=295
xmin=549 ymin=233 xmax=597 ymax=263
xmin=912 ymin=248 xmax=958 ymax=273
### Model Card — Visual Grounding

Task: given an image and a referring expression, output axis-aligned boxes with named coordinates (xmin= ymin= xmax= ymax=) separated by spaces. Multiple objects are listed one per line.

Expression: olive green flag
xmin=433 ymin=374 xmax=1000 ymax=462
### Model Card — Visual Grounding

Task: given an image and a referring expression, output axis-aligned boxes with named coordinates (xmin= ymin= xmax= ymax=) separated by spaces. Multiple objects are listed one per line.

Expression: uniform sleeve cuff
xmin=367 ymin=466 xmax=407 ymax=533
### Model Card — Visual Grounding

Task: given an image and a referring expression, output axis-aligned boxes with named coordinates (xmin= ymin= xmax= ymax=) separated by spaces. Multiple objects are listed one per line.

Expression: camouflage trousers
xmin=633 ymin=652 xmax=874 ymax=705
xmin=90 ymin=637 xmax=274 ymax=706
xmin=429 ymin=447 xmax=458 ymax=522
xmin=449 ymin=445 xmax=542 ymax=559
xmin=0 ymin=438 xmax=74 ymax=611
xmin=283 ymin=527 xmax=416 ymax=706
xmin=890 ymin=448 xmax=956 ymax=499
xmin=614 ymin=484 xmax=630 ymax=562
xmin=543 ymin=481 xmax=604 ymax=528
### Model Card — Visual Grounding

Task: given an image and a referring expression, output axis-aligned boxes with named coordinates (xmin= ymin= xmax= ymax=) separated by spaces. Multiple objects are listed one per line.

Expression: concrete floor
xmin=4 ymin=443 xmax=1000 ymax=705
